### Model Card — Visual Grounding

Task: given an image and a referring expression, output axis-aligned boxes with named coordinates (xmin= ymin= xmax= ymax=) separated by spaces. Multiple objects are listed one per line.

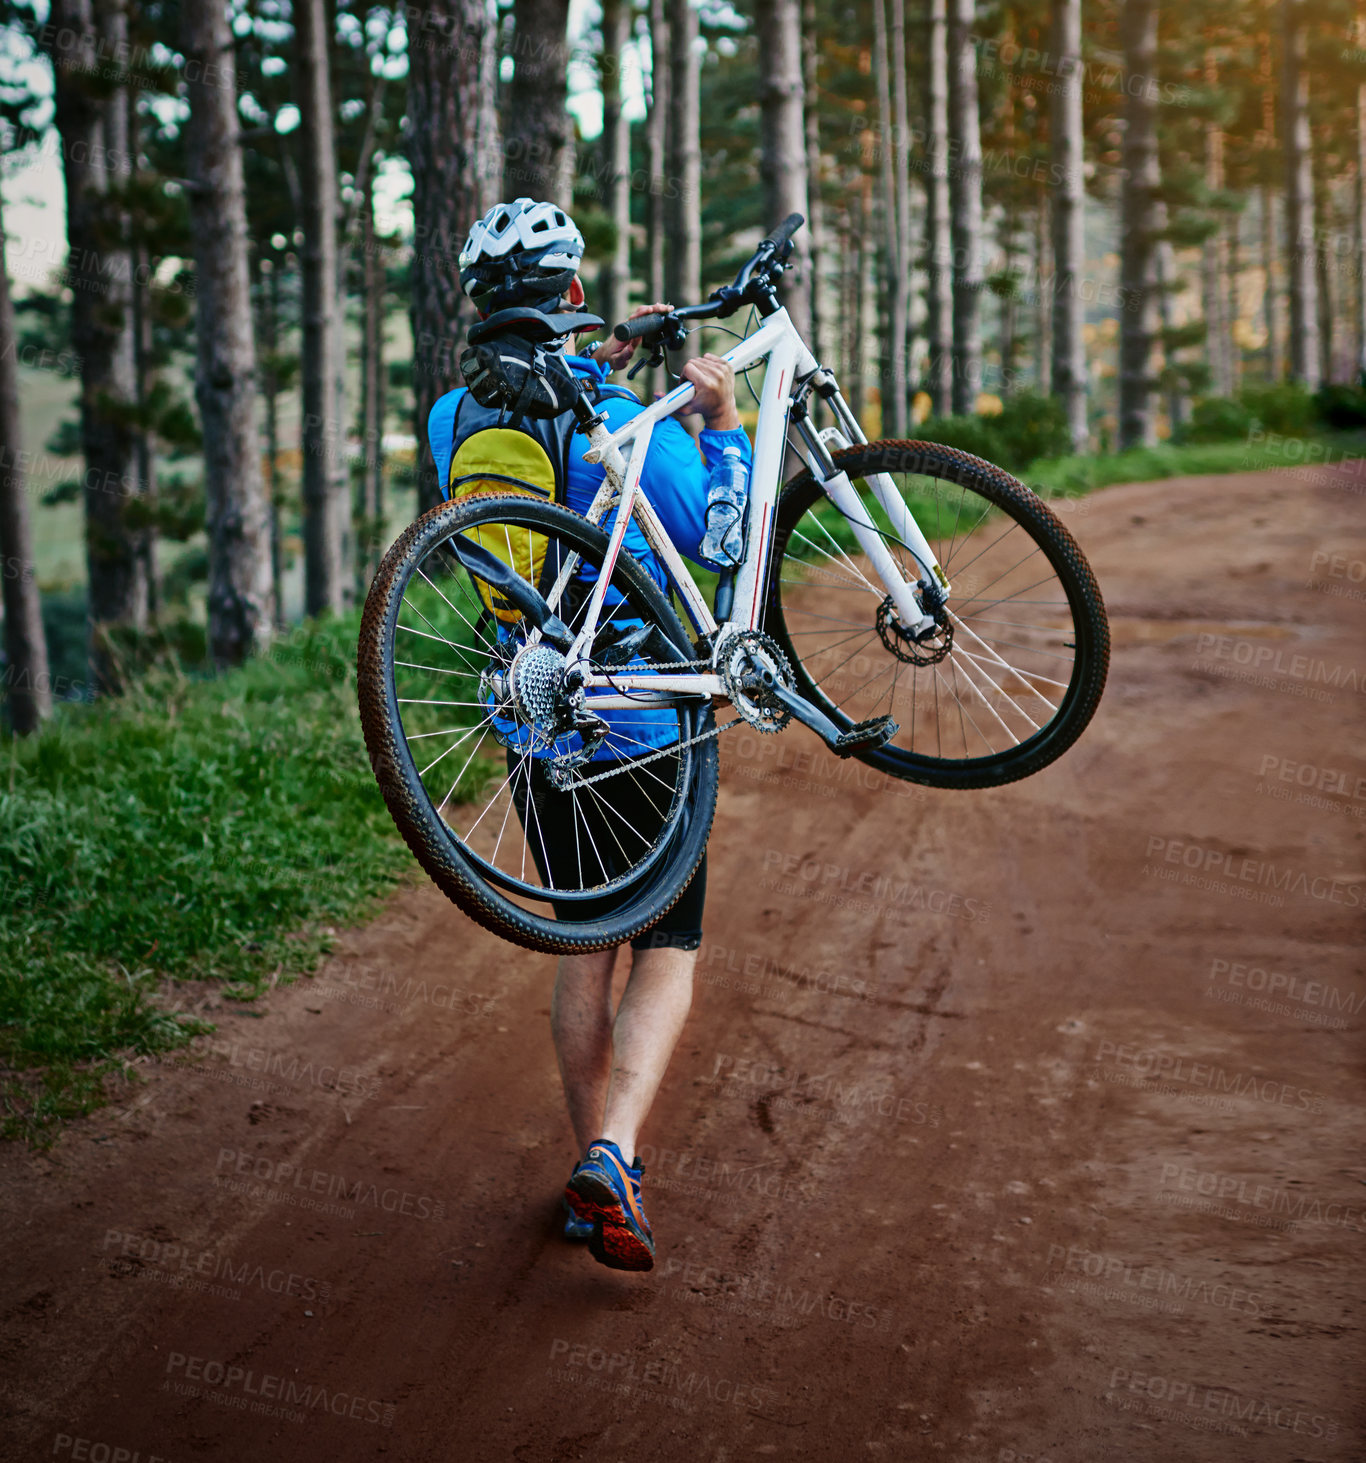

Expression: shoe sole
xmin=565 ymin=1173 xmax=655 ymax=1272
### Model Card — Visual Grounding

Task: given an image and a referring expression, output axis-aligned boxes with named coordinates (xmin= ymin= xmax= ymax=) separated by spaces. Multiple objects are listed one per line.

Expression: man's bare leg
xmin=551 ymin=949 xmax=617 ymax=1152
xmin=597 ymin=947 xmax=696 ymax=1158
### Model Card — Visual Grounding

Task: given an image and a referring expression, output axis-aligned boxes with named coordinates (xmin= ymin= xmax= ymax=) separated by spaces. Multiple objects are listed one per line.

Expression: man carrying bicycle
xmin=429 ymin=197 xmax=751 ymax=1271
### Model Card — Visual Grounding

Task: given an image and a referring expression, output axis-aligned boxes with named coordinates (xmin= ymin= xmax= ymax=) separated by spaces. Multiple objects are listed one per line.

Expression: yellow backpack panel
xmin=449 ymin=428 xmax=555 ymax=624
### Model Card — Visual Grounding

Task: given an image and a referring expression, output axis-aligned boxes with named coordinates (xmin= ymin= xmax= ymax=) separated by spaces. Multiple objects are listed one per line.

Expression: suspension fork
xmin=789 ymin=385 xmax=947 ymax=636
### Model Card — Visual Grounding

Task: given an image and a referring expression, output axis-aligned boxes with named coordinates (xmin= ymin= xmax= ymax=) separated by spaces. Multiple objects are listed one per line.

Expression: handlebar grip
xmin=762 ymin=213 xmax=805 ymax=250
xmin=613 ymin=314 xmax=670 ymax=344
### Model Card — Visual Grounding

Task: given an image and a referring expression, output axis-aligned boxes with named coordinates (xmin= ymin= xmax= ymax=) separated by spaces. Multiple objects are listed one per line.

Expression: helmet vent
xmin=532 ymin=218 xmax=548 ymax=232
xmin=495 ymin=210 xmax=510 ymax=230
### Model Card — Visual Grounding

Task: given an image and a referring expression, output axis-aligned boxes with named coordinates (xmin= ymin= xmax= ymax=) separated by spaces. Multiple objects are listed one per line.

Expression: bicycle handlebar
xmin=608 ymin=215 xmax=806 ymax=346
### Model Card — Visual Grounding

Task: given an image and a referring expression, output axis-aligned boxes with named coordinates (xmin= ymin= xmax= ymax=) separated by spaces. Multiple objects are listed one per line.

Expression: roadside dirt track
xmin=1 ymin=463 xmax=1363 ymax=1462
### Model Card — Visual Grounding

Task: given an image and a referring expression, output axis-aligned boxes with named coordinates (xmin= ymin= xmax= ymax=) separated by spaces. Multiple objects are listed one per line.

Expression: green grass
xmin=0 ymin=613 xmax=468 ymax=1145
xmin=1020 ymin=429 xmax=1366 ymax=501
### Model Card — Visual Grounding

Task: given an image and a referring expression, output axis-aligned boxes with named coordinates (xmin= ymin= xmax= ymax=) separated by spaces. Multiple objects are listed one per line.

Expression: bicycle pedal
xmin=831 ymin=715 xmax=898 ymax=758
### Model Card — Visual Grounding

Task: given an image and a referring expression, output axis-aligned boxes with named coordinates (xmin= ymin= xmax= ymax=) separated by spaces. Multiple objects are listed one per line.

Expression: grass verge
xmin=0 ymin=613 xmax=438 ymax=1145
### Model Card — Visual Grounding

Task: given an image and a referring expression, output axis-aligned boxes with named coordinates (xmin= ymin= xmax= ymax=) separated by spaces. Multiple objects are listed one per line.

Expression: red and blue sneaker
xmin=565 ymin=1140 xmax=655 ymax=1271
xmin=561 ymin=1189 xmax=594 ymax=1243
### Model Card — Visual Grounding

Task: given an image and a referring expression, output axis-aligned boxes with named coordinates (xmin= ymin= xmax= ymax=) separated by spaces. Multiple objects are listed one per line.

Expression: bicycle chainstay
xmin=554 ymin=652 xmax=739 ymax=789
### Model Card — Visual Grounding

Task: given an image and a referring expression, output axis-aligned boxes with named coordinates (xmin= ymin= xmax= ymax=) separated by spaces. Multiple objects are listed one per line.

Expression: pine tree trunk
xmin=44 ymin=0 xmax=146 ymax=694
xmin=947 ymin=0 xmax=982 ymax=415
xmin=756 ymin=0 xmax=810 ymax=341
xmin=358 ymin=169 xmax=383 ymax=591
xmin=1227 ymin=206 xmax=1243 ymax=394
xmin=598 ymin=0 xmax=631 ymax=328
xmin=1050 ymin=0 xmax=1086 ymax=449
xmin=872 ymin=0 xmax=906 ymax=434
xmin=645 ymin=0 xmax=670 ymax=399
xmin=478 ymin=16 xmax=503 ymax=214
xmin=1035 ymin=196 xmax=1051 ymax=394
xmin=890 ymin=0 xmax=911 ymax=411
xmin=1357 ymin=72 xmax=1366 ymax=382
xmin=1261 ymin=185 xmax=1279 ymax=379
xmin=1156 ymin=237 xmax=1185 ymax=430
xmin=1117 ymin=0 xmax=1161 ymax=450
xmin=1314 ymin=174 xmax=1333 ymax=385
xmin=296 ymin=0 xmax=347 ymax=612
xmin=0 ymin=181 xmax=52 ymax=732
xmin=130 ymin=236 xmax=158 ymax=617
xmin=666 ymin=0 xmax=701 ymax=366
xmin=408 ymin=0 xmax=487 ymax=513
xmin=183 ymin=0 xmax=273 ymax=663
xmin=1281 ymin=0 xmax=1319 ymax=389
xmin=260 ymin=259 xmax=285 ymax=628
xmin=1201 ymin=50 xmax=1232 ymax=397
xmin=802 ymin=0 xmax=822 ymax=363
xmin=503 ymin=0 xmax=573 ymax=207
xmin=924 ymin=0 xmax=952 ymax=413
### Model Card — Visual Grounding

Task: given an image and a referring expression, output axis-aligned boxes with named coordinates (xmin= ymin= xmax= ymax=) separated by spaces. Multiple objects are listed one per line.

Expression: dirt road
xmin=2 ymin=464 xmax=1363 ymax=1462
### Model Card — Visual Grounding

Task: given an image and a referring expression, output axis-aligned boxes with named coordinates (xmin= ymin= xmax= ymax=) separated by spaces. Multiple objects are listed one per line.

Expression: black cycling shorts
xmin=507 ymin=750 xmax=706 ymax=950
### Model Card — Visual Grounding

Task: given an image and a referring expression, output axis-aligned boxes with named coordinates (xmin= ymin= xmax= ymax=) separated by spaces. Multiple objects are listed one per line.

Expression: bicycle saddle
xmin=467 ymin=307 xmax=605 ymax=346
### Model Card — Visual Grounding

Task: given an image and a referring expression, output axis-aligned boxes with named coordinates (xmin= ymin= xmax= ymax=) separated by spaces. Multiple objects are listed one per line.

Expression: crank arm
xmin=758 ymin=672 xmax=899 ymax=758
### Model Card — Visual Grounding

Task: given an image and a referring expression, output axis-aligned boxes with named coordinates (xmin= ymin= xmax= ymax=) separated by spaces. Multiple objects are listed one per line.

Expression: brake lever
xmin=627 ymin=346 xmax=662 ymax=381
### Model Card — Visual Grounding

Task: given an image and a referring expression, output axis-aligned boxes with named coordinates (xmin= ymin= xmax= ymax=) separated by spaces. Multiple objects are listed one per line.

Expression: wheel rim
xmin=385 ymin=504 xmax=696 ymax=904
xmin=775 ymin=468 xmax=1091 ymax=768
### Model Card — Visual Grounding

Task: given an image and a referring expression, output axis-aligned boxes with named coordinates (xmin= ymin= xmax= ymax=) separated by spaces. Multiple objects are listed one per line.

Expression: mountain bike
xmin=358 ymin=215 xmax=1110 ymax=953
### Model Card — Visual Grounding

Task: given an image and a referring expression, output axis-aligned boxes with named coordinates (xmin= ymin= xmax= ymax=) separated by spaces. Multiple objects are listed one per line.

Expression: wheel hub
xmin=876 ymin=594 xmax=954 ymax=666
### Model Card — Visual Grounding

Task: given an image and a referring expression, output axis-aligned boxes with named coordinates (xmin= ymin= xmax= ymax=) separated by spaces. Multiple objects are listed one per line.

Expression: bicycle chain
xmin=553 ymin=653 xmax=739 ymax=789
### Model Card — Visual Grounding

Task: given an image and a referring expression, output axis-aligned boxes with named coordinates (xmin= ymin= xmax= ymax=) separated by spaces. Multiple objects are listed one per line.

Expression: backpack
xmin=442 ymin=371 xmax=639 ymax=626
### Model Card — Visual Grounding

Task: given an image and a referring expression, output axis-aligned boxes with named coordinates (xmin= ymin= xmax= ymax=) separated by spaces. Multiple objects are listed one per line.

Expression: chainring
xmin=719 ymin=629 xmax=794 ymax=734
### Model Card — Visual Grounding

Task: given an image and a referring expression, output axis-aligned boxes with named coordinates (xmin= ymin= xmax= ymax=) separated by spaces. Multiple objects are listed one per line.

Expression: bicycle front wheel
xmin=767 ymin=440 xmax=1109 ymax=788
xmin=358 ymin=493 xmax=719 ymax=953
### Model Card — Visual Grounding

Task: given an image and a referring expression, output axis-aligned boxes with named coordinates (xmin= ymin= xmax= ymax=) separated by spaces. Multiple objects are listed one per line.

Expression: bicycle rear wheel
xmin=358 ymin=493 xmax=718 ymax=952
xmin=767 ymin=440 xmax=1109 ymax=789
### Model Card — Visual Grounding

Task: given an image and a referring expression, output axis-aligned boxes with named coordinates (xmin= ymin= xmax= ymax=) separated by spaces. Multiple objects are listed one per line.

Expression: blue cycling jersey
xmin=427 ymin=354 xmax=753 ymax=762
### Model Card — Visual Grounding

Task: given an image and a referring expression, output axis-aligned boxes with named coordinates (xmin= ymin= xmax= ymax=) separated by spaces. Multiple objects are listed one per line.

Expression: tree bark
xmin=1050 ymin=0 xmax=1086 ymax=450
xmin=295 ymin=0 xmax=347 ymax=613
xmin=924 ymin=0 xmax=952 ymax=413
xmin=1035 ymin=193 xmax=1051 ymax=394
xmin=646 ymin=0 xmax=670 ymax=398
xmin=358 ymin=167 xmax=384 ymax=591
xmin=1261 ymin=184 xmax=1278 ymax=380
xmin=407 ymin=0 xmax=487 ymax=513
xmin=666 ymin=0 xmax=701 ymax=367
xmin=503 ymin=0 xmax=573 ymax=207
xmin=44 ymin=0 xmax=146 ymax=694
xmin=1156 ymin=236 xmax=1185 ymax=430
xmin=802 ymin=0 xmax=822 ymax=363
xmin=0 ymin=180 xmax=53 ymax=732
xmin=1357 ymin=68 xmax=1366 ymax=382
xmin=1117 ymin=0 xmax=1161 ymax=450
xmin=598 ymin=0 xmax=631 ymax=328
xmin=477 ymin=13 xmax=503 ymax=214
xmin=756 ymin=0 xmax=811 ymax=341
xmin=1281 ymin=0 xmax=1319 ymax=389
xmin=872 ymin=0 xmax=906 ymax=433
xmin=947 ymin=0 xmax=982 ymax=415
xmin=1201 ymin=49 xmax=1233 ymax=398
xmin=260 ymin=258 xmax=286 ymax=628
xmin=889 ymin=0 xmax=911 ymax=411
xmin=183 ymin=0 xmax=273 ymax=663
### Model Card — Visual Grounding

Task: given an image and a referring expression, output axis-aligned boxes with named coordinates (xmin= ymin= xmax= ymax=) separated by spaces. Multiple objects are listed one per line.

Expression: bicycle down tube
xmin=565 ymin=307 xmax=947 ymax=706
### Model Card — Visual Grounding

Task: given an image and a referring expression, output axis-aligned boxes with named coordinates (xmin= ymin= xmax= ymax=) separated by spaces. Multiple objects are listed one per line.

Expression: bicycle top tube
xmin=591 ymin=310 xmax=798 ymax=456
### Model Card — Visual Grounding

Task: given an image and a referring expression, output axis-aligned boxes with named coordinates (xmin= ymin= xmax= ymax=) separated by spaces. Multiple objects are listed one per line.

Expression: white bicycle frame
xmin=554 ymin=307 xmax=951 ymax=710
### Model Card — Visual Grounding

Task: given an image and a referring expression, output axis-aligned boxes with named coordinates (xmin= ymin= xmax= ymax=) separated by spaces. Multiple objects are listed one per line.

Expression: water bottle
xmin=700 ymin=444 xmax=750 ymax=569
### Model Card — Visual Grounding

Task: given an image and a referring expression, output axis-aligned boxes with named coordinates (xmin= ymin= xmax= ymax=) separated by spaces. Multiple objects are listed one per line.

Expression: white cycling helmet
xmin=458 ymin=197 xmax=585 ymax=314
